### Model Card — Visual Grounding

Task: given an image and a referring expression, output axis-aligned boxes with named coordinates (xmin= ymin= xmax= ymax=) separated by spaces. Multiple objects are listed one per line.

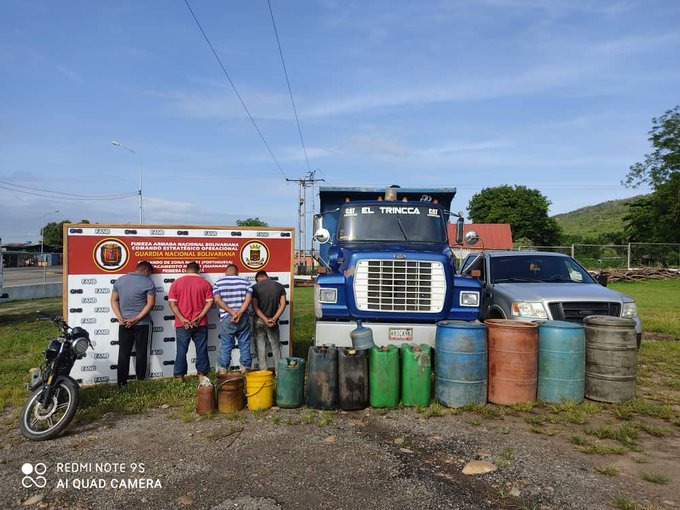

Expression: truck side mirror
xmin=465 ymin=231 xmax=480 ymax=246
xmin=312 ymin=215 xmax=331 ymax=244
xmin=455 ymin=216 xmax=465 ymax=245
xmin=313 ymin=228 xmax=331 ymax=244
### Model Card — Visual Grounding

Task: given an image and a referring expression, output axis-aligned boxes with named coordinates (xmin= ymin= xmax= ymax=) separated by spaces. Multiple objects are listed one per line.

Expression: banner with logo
xmin=64 ymin=225 xmax=294 ymax=385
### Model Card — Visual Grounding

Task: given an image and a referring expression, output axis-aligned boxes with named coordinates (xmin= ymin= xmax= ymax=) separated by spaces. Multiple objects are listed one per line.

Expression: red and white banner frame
xmin=64 ymin=224 xmax=294 ymax=385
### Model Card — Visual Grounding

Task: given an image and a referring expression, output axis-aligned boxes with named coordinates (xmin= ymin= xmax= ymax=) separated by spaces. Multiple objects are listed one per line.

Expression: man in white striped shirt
xmin=212 ymin=264 xmax=253 ymax=373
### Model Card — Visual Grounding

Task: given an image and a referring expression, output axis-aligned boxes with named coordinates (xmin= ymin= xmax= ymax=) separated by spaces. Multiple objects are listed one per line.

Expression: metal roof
xmin=449 ymin=223 xmax=514 ymax=250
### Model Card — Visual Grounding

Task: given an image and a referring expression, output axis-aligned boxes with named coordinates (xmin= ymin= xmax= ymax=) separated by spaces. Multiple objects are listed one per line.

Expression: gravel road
xmin=1 ymin=401 xmax=678 ymax=510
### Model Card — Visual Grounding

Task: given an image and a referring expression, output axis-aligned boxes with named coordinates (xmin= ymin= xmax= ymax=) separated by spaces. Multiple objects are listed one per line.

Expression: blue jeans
xmin=174 ymin=326 xmax=210 ymax=376
xmin=218 ymin=313 xmax=252 ymax=369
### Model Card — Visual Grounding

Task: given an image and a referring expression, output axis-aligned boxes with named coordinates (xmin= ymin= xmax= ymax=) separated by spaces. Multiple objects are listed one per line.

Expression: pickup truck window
xmin=490 ymin=255 xmax=595 ymax=284
xmin=337 ymin=204 xmax=447 ymax=243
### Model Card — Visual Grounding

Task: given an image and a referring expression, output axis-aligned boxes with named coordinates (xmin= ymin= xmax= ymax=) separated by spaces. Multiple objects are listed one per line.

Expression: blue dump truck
xmin=312 ymin=185 xmax=482 ymax=347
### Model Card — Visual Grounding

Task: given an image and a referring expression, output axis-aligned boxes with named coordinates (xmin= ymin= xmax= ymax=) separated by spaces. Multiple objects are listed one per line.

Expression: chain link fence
xmin=516 ymin=243 xmax=680 ymax=270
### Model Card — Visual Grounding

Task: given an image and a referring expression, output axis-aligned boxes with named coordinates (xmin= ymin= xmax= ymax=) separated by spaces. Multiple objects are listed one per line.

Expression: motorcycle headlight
xmin=511 ymin=301 xmax=548 ymax=319
xmin=72 ymin=337 xmax=90 ymax=358
xmin=621 ymin=302 xmax=638 ymax=318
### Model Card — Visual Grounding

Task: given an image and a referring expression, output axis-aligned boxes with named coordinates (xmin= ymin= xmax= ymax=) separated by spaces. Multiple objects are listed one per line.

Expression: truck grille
xmin=548 ymin=302 xmax=621 ymax=322
xmin=354 ymin=259 xmax=446 ymax=313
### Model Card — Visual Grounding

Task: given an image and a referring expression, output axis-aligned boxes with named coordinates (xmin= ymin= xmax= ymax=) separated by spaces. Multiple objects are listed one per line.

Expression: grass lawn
xmin=610 ymin=279 xmax=680 ymax=338
xmin=1 ymin=279 xmax=678 ymax=427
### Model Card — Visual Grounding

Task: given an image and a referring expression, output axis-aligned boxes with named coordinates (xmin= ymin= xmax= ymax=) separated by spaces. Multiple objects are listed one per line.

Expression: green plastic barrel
xmin=369 ymin=345 xmax=400 ymax=408
xmin=275 ymin=357 xmax=305 ymax=408
xmin=401 ymin=344 xmax=431 ymax=407
xmin=537 ymin=321 xmax=585 ymax=403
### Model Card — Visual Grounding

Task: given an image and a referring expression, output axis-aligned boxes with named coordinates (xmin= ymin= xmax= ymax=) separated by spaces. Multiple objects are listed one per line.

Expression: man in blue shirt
xmin=111 ymin=261 xmax=156 ymax=387
xmin=212 ymin=264 xmax=252 ymax=373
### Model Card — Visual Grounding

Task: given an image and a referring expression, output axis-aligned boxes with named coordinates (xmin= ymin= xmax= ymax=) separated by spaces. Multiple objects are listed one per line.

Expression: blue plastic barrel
xmin=537 ymin=321 xmax=585 ymax=403
xmin=434 ymin=321 xmax=487 ymax=407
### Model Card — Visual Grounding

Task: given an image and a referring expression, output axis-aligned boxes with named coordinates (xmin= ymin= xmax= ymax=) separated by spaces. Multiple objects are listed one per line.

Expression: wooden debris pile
xmin=590 ymin=267 xmax=680 ymax=283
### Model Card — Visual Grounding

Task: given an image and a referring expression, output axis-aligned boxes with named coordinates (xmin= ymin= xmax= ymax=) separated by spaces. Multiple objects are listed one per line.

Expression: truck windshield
xmin=337 ymin=204 xmax=447 ymax=242
xmin=490 ymin=255 xmax=596 ymax=284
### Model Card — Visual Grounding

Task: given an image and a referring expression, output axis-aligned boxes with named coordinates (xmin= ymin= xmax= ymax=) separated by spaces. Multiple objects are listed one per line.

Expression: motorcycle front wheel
xmin=19 ymin=378 xmax=79 ymax=441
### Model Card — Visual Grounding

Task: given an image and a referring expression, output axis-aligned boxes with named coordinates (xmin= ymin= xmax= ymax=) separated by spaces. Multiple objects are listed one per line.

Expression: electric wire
xmin=0 ymin=180 xmax=138 ymax=199
xmin=267 ymin=0 xmax=311 ymax=175
xmin=183 ymin=0 xmax=288 ymax=180
xmin=0 ymin=184 xmax=138 ymax=201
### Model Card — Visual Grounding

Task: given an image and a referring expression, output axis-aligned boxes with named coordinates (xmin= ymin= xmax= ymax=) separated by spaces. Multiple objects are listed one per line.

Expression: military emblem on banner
xmin=241 ymin=241 xmax=269 ymax=270
xmin=93 ymin=239 xmax=129 ymax=272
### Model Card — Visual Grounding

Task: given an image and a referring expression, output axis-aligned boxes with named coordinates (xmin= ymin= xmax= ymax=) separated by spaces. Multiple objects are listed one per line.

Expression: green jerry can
xmin=369 ymin=345 xmax=400 ymax=408
xmin=276 ymin=357 xmax=305 ymax=408
xmin=401 ymin=343 xmax=432 ymax=407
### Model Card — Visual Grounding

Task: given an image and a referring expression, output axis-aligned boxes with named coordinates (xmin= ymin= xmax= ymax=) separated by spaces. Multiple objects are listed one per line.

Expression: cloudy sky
xmin=1 ymin=0 xmax=678 ymax=244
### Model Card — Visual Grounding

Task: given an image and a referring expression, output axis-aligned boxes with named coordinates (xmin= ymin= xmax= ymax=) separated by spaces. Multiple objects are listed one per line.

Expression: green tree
xmin=467 ymin=185 xmax=561 ymax=246
xmin=236 ymin=217 xmax=268 ymax=227
xmin=624 ymin=172 xmax=680 ymax=243
xmin=41 ymin=219 xmax=90 ymax=249
xmin=623 ymin=106 xmax=680 ymax=244
xmin=623 ymin=105 xmax=680 ymax=188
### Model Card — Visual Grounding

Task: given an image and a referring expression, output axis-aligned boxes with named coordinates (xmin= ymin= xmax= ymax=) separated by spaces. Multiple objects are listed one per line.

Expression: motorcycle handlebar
xmin=36 ymin=310 xmax=70 ymax=331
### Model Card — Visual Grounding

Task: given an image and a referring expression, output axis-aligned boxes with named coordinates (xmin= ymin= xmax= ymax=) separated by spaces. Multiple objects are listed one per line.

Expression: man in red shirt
xmin=168 ymin=262 xmax=214 ymax=380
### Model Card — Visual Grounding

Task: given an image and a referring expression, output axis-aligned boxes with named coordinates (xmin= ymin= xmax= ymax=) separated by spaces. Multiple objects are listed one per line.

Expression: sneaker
xmin=239 ymin=366 xmax=251 ymax=374
xmin=217 ymin=367 xmax=227 ymax=375
xmin=173 ymin=375 xmax=186 ymax=382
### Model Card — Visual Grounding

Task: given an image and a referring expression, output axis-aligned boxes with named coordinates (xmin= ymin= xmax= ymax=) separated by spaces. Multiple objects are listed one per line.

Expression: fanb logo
xmin=94 ymin=376 xmax=110 ymax=383
xmin=81 ymin=365 xmax=97 ymax=372
xmin=81 ymin=318 xmax=97 ymax=324
xmin=92 ymin=352 xmax=110 ymax=360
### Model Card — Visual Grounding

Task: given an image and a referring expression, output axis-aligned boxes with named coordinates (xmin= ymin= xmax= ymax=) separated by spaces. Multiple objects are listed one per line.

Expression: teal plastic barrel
xmin=434 ymin=321 xmax=487 ymax=408
xmin=537 ymin=321 xmax=585 ymax=403
xmin=584 ymin=315 xmax=637 ymax=403
xmin=401 ymin=344 xmax=432 ymax=407
xmin=275 ymin=357 xmax=305 ymax=408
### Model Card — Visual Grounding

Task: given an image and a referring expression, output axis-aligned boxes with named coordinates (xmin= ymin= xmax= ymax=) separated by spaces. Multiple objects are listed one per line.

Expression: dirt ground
xmin=1 ymin=397 xmax=678 ymax=510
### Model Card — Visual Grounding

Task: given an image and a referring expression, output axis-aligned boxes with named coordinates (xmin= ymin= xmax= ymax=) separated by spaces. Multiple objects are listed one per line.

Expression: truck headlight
xmin=621 ymin=302 xmax=638 ymax=318
xmin=318 ymin=288 xmax=337 ymax=304
xmin=460 ymin=291 xmax=480 ymax=307
xmin=512 ymin=302 xmax=548 ymax=319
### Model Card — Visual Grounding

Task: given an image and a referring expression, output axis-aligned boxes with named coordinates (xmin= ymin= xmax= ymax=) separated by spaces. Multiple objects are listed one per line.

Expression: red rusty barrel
xmin=196 ymin=383 xmax=216 ymax=414
xmin=216 ymin=373 xmax=245 ymax=413
xmin=485 ymin=319 xmax=538 ymax=405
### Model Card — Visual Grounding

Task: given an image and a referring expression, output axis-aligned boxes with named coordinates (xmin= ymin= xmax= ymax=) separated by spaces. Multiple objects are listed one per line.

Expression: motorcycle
xmin=19 ymin=312 xmax=92 ymax=441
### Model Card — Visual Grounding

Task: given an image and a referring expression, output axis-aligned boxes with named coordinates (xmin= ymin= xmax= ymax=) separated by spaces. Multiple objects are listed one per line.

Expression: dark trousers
xmin=117 ymin=324 xmax=150 ymax=386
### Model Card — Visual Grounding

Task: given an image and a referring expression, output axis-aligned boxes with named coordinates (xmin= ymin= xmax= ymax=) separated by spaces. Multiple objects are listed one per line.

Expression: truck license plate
xmin=389 ymin=327 xmax=413 ymax=341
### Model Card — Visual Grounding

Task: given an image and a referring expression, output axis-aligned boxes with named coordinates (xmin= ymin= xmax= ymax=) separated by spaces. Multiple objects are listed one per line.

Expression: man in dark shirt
xmin=111 ymin=261 xmax=155 ymax=387
xmin=251 ymin=270 xmax=287 ymax=371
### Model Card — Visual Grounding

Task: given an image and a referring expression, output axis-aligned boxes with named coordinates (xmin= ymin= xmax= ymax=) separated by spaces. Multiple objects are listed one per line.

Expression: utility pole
xmin=287 ymin=170 xmax=324 ymax=274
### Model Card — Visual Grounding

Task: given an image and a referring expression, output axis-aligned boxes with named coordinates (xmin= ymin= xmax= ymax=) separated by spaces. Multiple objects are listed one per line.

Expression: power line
xmin=0 ymin=182 xmax=138 ymax=201
xmin=267 ymin=0 xmax=311 ymax=175
xmin=183 ymin=0 xmax=288 ymax=180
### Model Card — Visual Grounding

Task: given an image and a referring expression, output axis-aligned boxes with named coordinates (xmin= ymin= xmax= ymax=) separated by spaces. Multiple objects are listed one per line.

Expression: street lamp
xmin=40 ymin=210 xmax=59 ymax=284
xmin=112 ymin=141 xmax=144 ymax=224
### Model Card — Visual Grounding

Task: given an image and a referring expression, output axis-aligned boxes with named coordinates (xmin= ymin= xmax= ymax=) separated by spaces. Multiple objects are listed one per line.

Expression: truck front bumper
xmin=315 ymin=321 xmax=443 ymax=348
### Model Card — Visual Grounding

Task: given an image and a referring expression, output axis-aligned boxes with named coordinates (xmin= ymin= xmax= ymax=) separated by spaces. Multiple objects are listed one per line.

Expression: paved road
xmin=2 ymin=266 xmax=63 ymax=286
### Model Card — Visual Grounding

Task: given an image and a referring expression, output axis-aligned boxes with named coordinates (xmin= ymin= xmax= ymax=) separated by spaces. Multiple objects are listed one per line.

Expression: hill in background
xmin=553 ymin=196 xmax=646 ymax=239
